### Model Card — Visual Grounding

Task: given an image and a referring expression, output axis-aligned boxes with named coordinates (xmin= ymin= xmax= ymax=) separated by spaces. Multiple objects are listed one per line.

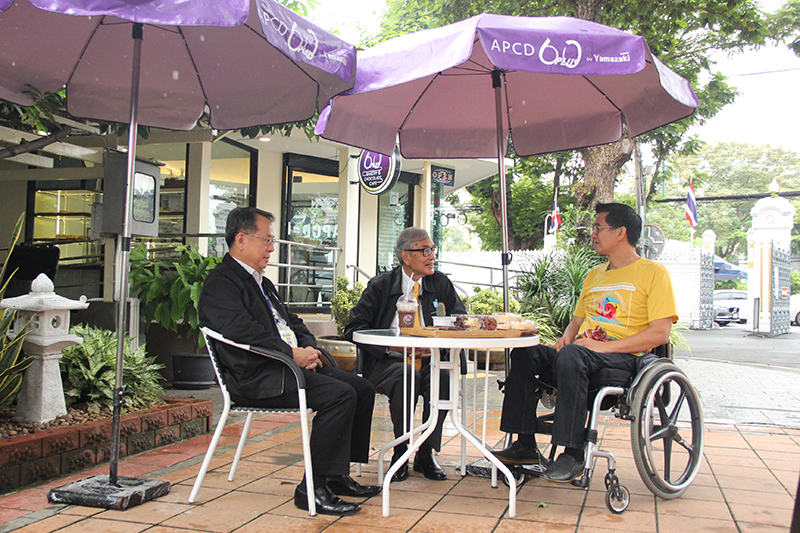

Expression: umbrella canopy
xmin=315 ymin=13 xmax=699 ymax=315
xmin=0 ymin=0 xmax=355 ymax=130
xmin=316 ymin=14 xmax=698 ymax=159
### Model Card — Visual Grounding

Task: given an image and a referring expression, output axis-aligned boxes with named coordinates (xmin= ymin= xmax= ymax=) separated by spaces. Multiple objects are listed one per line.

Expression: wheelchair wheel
xmin=630 ymin=362 xmax=704 ymax=499
xmin=605 ymin=483 xmax=630 ymax=514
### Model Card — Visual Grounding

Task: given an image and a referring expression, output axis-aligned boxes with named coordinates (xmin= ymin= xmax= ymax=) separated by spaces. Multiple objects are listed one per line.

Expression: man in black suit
xmin=345 ymin=227 xmax=466 ymax=482
xmin=198 ymin=207 xmax=379 ymax=516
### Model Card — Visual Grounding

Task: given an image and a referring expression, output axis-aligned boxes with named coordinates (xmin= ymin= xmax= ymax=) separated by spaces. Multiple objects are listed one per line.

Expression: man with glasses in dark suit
xmin=198 ymin=207 xmax=379 ymax=516
xmin=345 ymin=227 xmax=466 ymax=482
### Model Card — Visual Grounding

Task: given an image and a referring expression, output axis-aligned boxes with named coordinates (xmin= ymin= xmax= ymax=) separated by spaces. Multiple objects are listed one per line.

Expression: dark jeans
xmin=233 ymin=365 xmax=375 ymax=476
xmin=500 ymin=344 xmax=637 ymax=449
xmin=365 ymin=352 xmax=449 ymax=455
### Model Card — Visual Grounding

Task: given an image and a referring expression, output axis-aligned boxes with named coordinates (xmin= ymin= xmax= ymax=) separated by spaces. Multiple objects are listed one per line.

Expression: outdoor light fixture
xmin=258 ymin=136 xmax=271 ymax=142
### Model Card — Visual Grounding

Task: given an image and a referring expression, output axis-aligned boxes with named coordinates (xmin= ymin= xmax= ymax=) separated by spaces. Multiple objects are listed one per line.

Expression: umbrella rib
xmin=398 ymin=72 xmax=442 ymax=137
xmin=176 ymin=26 xmax=212 ymax=115
xmin=64 ymin=16 xmax=105 ymax=87
xmin=580 ymin=76 xmax=625 ymax=117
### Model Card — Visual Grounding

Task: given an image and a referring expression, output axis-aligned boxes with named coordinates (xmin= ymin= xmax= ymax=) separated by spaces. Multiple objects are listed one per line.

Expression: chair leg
xmin=189 ymin=404 xmax=231 ymax=503
xmin=229 ymin=411 xmax=254 ymax=481
xmin=298 ymin=391 xmax=316 ymax=516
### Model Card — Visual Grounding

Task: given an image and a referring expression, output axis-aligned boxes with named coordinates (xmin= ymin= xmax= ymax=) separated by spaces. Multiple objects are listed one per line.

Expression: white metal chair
xmin=188 ymin=327 xmax=316 ymax=515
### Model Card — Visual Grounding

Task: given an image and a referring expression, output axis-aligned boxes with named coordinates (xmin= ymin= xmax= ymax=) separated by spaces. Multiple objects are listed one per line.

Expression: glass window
xmin=376 ymin=179 xmax=415 ymax=273
xmin=208 ymin=140 xmax=256 ymax=257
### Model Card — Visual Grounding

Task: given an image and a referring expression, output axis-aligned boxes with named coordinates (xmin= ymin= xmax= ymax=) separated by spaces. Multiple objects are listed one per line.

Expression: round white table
xmin=352 ymin=329 xmax=540 ymax=518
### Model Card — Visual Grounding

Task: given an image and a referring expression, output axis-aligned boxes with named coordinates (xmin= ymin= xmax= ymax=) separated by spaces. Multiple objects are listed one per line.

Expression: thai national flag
xmin=685 ymin=180 xmax=698 ymax=228
xmin=550 ymin=197 xmax=562 ymax=233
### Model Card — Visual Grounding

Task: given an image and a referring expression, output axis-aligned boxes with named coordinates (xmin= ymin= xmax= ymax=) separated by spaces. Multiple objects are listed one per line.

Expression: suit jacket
xmin=198 ymin=254 xmax=318 ymax=401
xmin=344 ymin=265 xmax=466 ymax=375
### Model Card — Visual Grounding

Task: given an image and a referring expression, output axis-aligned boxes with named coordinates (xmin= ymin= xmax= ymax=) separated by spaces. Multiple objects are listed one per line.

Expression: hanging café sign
xmin=358 ymin=146 xmax=401 ymax=195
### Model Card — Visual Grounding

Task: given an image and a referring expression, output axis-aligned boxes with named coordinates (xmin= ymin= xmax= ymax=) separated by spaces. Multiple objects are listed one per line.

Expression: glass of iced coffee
xmin=396 ymin=296 xmax=418 ymax=330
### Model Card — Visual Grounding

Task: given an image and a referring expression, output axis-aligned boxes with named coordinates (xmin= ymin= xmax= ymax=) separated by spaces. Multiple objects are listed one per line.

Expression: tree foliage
xmin=647 ymin=142 xmax=800 ymax=260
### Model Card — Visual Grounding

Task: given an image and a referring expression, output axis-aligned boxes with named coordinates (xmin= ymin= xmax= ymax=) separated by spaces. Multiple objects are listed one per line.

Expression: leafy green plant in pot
xmin=60 ymin=324 xmax=166 ymax=413
xmin=129 ymin=243 xmax=222 ymax=389
xmin=317 ymin=277 xmax=365 ymax=373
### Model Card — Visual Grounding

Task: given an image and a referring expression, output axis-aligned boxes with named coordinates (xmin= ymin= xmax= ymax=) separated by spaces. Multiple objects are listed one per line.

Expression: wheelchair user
xmin=493 ymin=202 xmax=678 ymax=483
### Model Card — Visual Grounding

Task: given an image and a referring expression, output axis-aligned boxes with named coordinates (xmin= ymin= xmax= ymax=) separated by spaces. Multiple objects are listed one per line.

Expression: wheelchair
xmin=500 ymin=343 xmax=704 ymax=514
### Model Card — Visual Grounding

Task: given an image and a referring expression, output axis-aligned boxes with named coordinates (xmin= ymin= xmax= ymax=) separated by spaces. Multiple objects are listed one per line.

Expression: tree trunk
xmin=575 ymin=142 xmax=633 ymax=211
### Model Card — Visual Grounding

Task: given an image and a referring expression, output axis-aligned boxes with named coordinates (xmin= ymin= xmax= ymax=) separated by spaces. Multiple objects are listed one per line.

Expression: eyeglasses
xmin=405 ymin=246 xmax=438 ymax=257
xmin=244 ymin=233 xmax=276 ymax=246
xmin=591 ymin=224 xmax=615 ymax=234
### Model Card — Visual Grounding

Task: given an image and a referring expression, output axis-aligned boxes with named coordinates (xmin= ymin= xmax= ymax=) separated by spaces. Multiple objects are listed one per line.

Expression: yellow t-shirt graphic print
xmin=574 ymin=258 xmax=678 ymax=353
xmin=588 ymin=282 xmax=636 ymax=332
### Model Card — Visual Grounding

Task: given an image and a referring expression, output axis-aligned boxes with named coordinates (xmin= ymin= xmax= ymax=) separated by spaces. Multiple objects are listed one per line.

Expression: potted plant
xmin=129 ymin=243 xmax=222 ymax=389
xmin=317 ymin=277 xmax=364 ymax=372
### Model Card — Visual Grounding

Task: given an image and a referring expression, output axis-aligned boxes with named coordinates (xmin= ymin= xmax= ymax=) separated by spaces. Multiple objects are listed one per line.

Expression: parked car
xmin=714 ymin=289 xmax=750 ymax=323
xmin=791 ymin=293 xmax=800 ymax=326
xmin=713 ymin=305 xmax=739 ymax=326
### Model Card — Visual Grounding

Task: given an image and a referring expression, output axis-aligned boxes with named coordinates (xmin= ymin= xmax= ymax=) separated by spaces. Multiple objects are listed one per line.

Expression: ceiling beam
xmin=0 ymin=166 xmax=104 ymax=182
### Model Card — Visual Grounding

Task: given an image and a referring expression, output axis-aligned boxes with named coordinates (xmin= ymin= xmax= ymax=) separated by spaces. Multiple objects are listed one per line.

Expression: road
xmin=674 ymin=322 xmax=800 ymax=427
xmin=676 ymin=322 xmax=800 ymax=372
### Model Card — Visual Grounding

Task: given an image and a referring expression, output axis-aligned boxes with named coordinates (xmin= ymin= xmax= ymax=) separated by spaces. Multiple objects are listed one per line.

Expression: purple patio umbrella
xmin=0 ymin=0 xmax=355 ymax=509
xmin=316 ymin=13 xmax=699 ymax=311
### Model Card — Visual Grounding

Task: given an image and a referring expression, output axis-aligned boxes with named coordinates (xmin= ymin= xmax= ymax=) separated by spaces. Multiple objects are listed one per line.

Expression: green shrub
xmin=60 ymin=324 xmax=165 ymax=413
xmin=467 ymin=287 xmax=521 ymax=315
xmin=0 ymin=214 xmax=34 ymax=406
xmin=792 ymin=271 xmax=800 ymax=295
xmin=331 ymin=277 xmax=364 ymax=336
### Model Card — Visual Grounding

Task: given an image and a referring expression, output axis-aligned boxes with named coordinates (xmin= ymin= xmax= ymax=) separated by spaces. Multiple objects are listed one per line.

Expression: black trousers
xmin=232 ymin=365 xmax=375 ymax=477
xmin=500 ymin=344 xmax=637 ymax=449
xmin=365 ymin=353 xmax=449 ymax=455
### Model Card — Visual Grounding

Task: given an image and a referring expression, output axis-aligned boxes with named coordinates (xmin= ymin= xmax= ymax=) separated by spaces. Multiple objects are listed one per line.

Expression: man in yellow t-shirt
xmin=494 ymin=203 xmax=678 ymax=483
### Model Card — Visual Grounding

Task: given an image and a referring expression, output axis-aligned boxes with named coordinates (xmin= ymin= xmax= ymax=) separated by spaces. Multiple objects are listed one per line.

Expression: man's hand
xmin=553 ymin=335 xmax=574 ymax=350
xmin=573 ymin=336 xmax=613 ymax=352
xmin=292 ymin=346 xmax=323 ymax=371
xmin=551 ymin=316 xmax=583 ymax=351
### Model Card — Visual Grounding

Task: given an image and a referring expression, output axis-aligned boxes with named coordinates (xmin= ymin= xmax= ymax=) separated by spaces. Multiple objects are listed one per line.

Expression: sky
xmin=309 ymin=0 xmax=800 ymax=155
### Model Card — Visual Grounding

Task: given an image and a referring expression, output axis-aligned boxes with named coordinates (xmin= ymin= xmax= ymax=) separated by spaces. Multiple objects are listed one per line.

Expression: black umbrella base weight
xmin=47 ymin=475 xmax=170 ymax=510
xmin=465 ymin=458 xmax=544 ymax=478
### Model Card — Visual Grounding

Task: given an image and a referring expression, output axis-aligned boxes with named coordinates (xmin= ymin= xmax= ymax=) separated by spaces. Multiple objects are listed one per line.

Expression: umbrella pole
xmin=492 ymin=71 xmax=511 ymax=314
xmin=109 ymin=22 xmax=144 ymax=486
xmin=47 ymin=22 xmax=169 ymax=509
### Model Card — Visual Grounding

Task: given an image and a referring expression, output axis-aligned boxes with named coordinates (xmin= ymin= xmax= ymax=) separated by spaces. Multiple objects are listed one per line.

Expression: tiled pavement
xmin=1 ymin=378 xmax=798 ymax=532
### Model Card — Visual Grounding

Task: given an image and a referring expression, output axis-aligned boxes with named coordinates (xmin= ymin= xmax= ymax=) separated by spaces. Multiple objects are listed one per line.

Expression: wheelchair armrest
xmin=201 ymin=327 xmax=307 ymax=389
xmin=652 ymin=342 xmax=673 ymax=361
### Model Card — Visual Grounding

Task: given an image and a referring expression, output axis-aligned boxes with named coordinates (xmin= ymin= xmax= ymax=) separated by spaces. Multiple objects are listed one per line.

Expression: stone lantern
xmin=0 ymin=273 xmax=89 ymax=423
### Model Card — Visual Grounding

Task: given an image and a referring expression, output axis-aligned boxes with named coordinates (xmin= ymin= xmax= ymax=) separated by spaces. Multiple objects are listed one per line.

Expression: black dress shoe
xmin=413 ymin=451 xmax=447 ymax=480
xmin=540 ymin=453 xmax=585 ymax=483
xmin=493 ymin=441 xmax=551 ymax=467
xmin=294 ymin=483 xmax=361 ymax=516
xmin=390 ymin=453 xmax=409 ymax=482
xmin=326 ymin=474 xmax=381 ymax=498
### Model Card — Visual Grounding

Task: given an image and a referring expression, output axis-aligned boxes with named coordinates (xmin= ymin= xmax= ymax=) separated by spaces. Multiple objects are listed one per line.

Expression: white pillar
xmin=746 ymin=195 xmax=796 ymax=331
xmin=414 ymin=162 xmax=432 ymax=231
xmin=337 ymin=147 xmax=361 ymax=281
xmin=185 ymin=142 xmax=211 ymax=252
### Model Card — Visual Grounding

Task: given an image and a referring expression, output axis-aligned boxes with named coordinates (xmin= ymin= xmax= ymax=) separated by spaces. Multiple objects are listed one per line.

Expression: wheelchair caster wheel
xmin=605 ymin=483 xmax=630 ymax=514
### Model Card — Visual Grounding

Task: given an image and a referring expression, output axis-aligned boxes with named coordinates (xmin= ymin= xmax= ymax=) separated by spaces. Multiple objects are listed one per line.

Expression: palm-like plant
xmin=517 ymin=246 xmax=603 ymax=335
xmin=0 ymin=215 xmax=34 ymax=406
